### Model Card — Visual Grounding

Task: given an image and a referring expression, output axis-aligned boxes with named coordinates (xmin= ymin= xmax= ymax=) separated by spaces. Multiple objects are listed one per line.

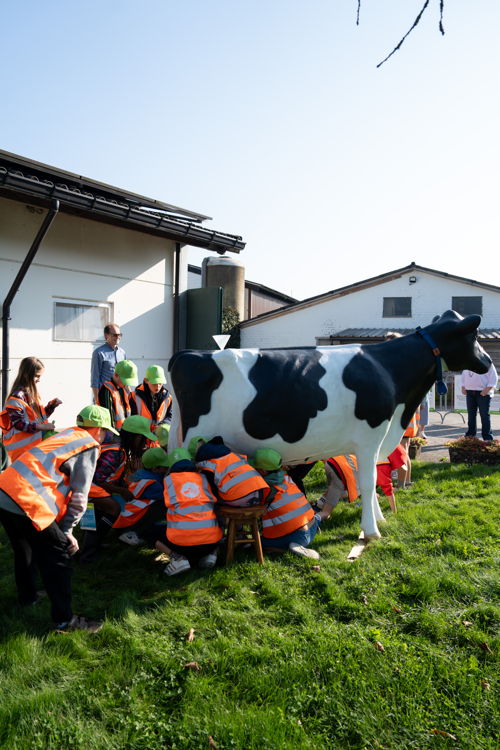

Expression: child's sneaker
xmin=55 ymin=615 xmax=102 ymax=633
xmin=164 ymin=555 xmax=191 ymax=576
xmin=118 ymin=531 xmax=145 ymax=546
xmin=198 ymin=551 xmax=218 ymax=569
xmin=288 ymin=543 xmax=320 ymax=560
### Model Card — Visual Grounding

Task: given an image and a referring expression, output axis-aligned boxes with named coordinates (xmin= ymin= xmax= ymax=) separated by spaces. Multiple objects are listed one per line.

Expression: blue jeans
xmin=465 ymin=391 xmax=493 ymax=441
xmin=262 ymin=513 xmax=321 ymax=550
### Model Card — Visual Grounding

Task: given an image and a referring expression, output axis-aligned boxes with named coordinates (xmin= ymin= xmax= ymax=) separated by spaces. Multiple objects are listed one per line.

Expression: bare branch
xmin=439 ymin=0 xmax=445 ymax=35
xmin=377 ymin=0 xmax=431 ymax=68
xmin=356 ymin=0 xmax=361 ymax=26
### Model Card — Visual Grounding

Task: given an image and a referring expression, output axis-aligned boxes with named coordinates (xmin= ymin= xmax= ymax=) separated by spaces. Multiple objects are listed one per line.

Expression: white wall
xmin=0 ymin=198 xmax=176 ymax=428
xmin=240 ymin=268 xmax=500 ymax=348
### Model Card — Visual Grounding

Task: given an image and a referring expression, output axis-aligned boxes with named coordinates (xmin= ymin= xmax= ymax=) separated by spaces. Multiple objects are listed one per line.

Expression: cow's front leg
xmin=374 ymin=493 xmax=385 ymax=523
xmin=356 ymin=448 xmax=382 ymax=539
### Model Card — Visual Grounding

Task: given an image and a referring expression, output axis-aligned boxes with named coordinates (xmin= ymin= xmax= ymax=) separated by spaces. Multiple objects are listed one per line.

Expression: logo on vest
xmin=181 ymin=482 xmax=200 ymax=499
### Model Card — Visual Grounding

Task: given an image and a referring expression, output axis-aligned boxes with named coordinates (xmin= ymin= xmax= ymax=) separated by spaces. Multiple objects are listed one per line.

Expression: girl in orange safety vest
xmin=156 ymin=448 xmax=223 ymax=576
xmin=0 ymin=356 xmax=62 ymax=462
xmin=253 ymin=448 xmax=321 ymax=560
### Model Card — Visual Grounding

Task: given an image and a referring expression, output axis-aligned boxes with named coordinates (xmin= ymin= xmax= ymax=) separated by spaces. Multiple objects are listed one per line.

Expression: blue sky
xmin=1 ymin=1 xmax=498 ymax=300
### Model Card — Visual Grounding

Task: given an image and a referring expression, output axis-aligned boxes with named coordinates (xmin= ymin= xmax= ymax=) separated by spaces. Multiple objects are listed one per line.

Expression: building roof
xmin=324 ymin=327 xmax=500 ymax=342
xmin=0 ymin=150 xmax=245 ymax=254
xmin=240 ymin=262 xmax=500 ymax=327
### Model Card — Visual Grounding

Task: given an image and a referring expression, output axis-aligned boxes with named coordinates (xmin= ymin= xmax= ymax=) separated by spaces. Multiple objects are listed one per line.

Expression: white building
xmin=240 ymin=262 xmax=500 ymax=360
xmin=240 ymin=263 xmax=500 ymax=409
xmin=0 ymin=150 xmax=244 ymax=427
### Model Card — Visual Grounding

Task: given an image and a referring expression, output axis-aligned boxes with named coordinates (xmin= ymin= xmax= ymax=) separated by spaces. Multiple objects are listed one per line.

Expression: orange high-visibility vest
xmin=326 ymin=455 xmax=359 ymax=503
xmin=197 ymin=452 xmax=269 ymax=503
xmin=89 ymin=444 xmax=126 ymax=499
xmin=131 ymin=383 xmax=171 ymax=427
xmin=163 ymin=471 xmax=222 ymax=546
xmin=0 ymin=396 xmax=47 ymax=462
xmin=98 ymin=380 xmax=131 ymax=431
xmin=0 ymin=427 xmax=99 ymax=531
xmin=113 ymin=476 xmax=158 ymax=529
xmin=404 ymin=407 xmax=420 ymax=438
xmin=261 ymin=475 xmax=314 ymax=539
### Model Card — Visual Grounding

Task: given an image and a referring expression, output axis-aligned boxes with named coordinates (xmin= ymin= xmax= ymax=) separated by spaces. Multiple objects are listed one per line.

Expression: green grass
xmin=0 ymin=463 xmax=498 ymax=749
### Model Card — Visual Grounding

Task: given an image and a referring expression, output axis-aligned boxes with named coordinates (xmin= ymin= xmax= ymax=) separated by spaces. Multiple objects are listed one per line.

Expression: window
xmin=383 ymin=297 xmax=412 ymax=317
xmin=54 ymin=299 xmax=111 ymax=341
xmin=452 ymin=296 xmax=482 ymax=316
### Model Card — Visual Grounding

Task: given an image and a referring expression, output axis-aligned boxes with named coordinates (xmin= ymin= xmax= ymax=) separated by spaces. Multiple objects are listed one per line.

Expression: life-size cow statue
xmin=167 ymin=311 xmax=491 ymax=539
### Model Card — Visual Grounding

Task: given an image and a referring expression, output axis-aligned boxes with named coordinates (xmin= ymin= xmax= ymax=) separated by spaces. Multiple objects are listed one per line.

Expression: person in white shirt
xmin=460 ymin=363 xmax=498 ymax=441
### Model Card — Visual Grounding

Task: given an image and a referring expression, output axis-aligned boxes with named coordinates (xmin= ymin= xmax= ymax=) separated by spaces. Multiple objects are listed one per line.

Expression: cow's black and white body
xmin=168 ymin=312 xmax=491 ymax=539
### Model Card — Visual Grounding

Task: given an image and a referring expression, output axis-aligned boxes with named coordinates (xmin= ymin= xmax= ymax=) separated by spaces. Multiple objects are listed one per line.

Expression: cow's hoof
xmin=363 ymin=530 xmax=382 ymax=540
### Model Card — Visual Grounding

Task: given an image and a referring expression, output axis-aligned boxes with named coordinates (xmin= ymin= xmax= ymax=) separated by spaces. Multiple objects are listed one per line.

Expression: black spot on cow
xmin=342 ymin=350 xmax=400 ymax=429
xmin=243 ymin=349 xmax=328 ymax=442
xmin=168 ymin=350 xmax=223 ymax=439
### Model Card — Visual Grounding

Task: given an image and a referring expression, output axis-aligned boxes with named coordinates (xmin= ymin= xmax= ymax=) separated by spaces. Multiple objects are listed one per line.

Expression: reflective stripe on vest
xmin=132 ymin=384 xmax=171 ymax=428
xmin=0 ymin=396 xmax=47 ymax=462
xmin=112 ymin=477 xmax=157 ymax=528
xmin=163 ymin=472 xmax=222 ymax=545
xmin=197 ymin=453 xmax=269 ymax=502
xmin=261 ymin=475 xmax=314 ymax=539
xmin=326 ymin=455 xmax=359 ymax=503
xmin=99 ymin=381 xmax=131 ymax=431
xmin=0 ymin=427 xmax=99 ymax=531
xmin=89 ymin=444 xmax=126 ymax=498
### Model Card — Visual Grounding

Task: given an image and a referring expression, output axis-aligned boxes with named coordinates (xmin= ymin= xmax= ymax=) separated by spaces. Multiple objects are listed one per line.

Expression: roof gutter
xmin=2 ymin=199 xmax=59 ymax=405
xmin=0 ymin=167 xmax=245 ymax=254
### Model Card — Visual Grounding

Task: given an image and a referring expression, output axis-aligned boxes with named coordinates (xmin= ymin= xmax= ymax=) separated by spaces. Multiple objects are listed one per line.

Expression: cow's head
xmin=428 ymin=310 xmax=491 ymax=373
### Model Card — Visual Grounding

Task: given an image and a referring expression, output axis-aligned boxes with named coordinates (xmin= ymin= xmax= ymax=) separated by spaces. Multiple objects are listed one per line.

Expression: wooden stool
xmin=218 ymin=505 xmax=267 ymax=564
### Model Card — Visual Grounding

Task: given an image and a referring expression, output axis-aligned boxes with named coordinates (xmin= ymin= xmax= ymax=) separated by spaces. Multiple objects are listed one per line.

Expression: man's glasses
xmin=109 ymin=333 xmax=122 ymax=338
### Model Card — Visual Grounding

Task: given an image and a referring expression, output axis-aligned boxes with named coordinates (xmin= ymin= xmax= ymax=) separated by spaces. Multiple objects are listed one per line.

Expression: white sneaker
xmin=289 ymin=543 xmax=320 ymax=560
xmin=198 ymin=551 xmax=218 ymax=569
xmin=164 ymin=556 xmax=191 ymax=576
xmin=118 ymin=531 xmax=145 ymax=546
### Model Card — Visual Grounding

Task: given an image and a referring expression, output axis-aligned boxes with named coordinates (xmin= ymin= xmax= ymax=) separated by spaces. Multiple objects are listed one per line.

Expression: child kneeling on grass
xmin=253 ymin=448 xmax=321 ymax=560
xmin=157 ymin=448 xmax=223 ymax=576
xmin=113 ymin=447 xmax=170 ymax=546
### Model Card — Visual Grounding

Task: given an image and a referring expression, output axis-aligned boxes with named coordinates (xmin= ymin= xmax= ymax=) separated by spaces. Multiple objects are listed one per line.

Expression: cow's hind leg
xmin=356 ymin=447 xmax=383 ymax=539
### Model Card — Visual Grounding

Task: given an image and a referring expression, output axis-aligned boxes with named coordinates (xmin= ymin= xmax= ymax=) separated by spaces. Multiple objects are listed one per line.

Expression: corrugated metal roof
xmin=329 ymin=327 xmax=500 ymax=341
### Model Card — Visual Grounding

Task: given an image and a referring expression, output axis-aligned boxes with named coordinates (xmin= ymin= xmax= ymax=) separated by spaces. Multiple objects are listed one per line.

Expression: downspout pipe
xmin=2 ymin=199 xmax=60 ymax=405
xmin=173 ymin=242 xmax=181 ymax=353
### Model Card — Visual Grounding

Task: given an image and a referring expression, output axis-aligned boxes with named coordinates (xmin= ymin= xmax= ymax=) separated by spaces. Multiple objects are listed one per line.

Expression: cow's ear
xmin=455 ymin=314 xmax=481 ymax=334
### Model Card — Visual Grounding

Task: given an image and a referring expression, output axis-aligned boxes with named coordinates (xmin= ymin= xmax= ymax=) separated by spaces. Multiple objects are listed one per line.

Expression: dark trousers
xmin=0 ymin=509 xmax=73 ymax=624
xmin=465 ymin=391 xmax=493 ymax=441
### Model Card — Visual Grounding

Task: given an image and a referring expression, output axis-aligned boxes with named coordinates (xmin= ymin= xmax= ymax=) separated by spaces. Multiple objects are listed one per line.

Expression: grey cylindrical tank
xmin=203 ymin=255 xmax=245 ymax=320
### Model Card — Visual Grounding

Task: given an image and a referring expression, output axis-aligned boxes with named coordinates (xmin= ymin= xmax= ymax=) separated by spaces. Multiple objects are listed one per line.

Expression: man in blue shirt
xmin=91 ymin=323 xmax=126 ymax=402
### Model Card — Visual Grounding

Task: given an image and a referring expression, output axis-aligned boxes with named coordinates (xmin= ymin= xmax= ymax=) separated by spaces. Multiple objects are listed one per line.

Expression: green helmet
xmin=77 ymin=405 xmax=119 ymax=435
xmin=115 ymin=359 xmax=139 ymax=386
xmin=166 ymin=448 xmax=192 ymax=468
xmin=154 ymin=423 xmax=170 ymax=447
xmin=253 ymin=448 xmax=282 ymax=471
xmin=188 ymin=435 xmax=207 ymax=459
xmin=142 ymin=447 xmax=170 ymax=469
xmin=145 ymin=364 xmax=166 ymax=384
xmin=121 ymin=415 xmax=157 ymax=440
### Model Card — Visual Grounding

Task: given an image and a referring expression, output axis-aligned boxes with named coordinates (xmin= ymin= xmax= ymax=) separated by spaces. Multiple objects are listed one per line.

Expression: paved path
xmin=419 ymin=410 xmax=500 ymax=463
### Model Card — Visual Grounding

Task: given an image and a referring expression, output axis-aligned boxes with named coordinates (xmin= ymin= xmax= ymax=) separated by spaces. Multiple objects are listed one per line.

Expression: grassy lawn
xmin=0 ymin=462 xmax=498 ymax=749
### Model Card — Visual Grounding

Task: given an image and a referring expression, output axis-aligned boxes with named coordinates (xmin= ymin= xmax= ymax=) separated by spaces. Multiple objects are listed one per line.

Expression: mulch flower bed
xmin=447 ymin=437 xmax=500 ymax=465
